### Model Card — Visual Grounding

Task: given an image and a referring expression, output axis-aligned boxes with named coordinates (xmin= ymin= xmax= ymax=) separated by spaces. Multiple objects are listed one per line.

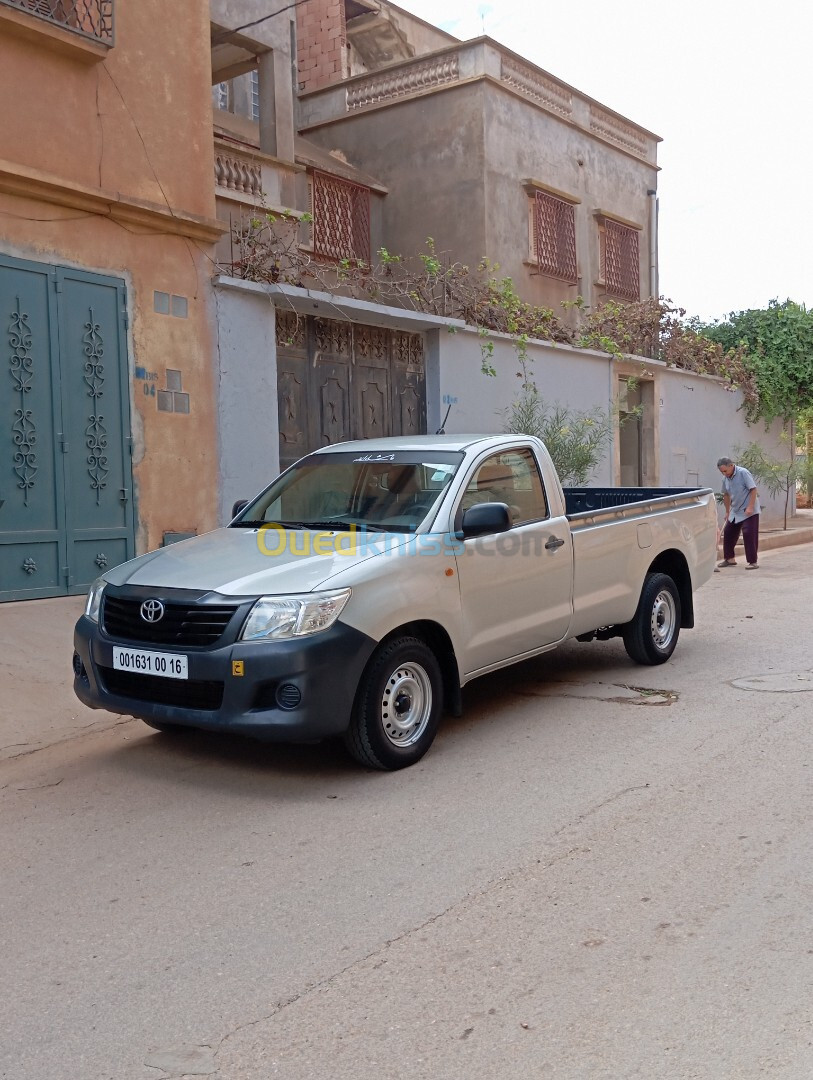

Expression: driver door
xmin=453 ymin=449 xmax=573 ymax=674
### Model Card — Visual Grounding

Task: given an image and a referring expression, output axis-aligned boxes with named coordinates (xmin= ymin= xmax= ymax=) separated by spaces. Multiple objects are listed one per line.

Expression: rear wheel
xmin=344 ymin=635 xmax=443 ymax=770
xmin=623 ymin=572 xmax=681 ymax=665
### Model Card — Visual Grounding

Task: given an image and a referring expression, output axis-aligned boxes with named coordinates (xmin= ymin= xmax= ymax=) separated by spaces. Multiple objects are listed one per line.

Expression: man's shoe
xmin=717 ymin=559 xmax=737 ymax=567
xmin=745 ymin=562 xmax=759 ymax=569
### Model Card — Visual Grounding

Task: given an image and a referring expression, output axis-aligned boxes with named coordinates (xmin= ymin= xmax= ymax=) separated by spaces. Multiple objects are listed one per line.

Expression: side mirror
xmin=460 ymin=502 xmax=511 ymax=538
xmin=231 ymin=499 xmax=249 ymax=519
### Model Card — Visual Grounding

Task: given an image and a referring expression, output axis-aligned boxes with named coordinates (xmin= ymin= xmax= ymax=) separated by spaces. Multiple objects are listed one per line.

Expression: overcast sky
xmin=396 ymin=0 xmax=811 ymax=323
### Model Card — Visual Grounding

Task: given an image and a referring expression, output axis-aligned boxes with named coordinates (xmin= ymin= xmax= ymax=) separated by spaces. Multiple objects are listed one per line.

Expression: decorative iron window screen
xmin=250 ymin=69 xmax=260 ymax=121
xmin=533 ymin=191 xmax=577 ymax=283
xmin=311 ymin=170 xmax=371 ymax=264
xmin=600 ymin=218 xmax=640 ymax=301
xmin=2 ymin=0 xmax=114 ymax=42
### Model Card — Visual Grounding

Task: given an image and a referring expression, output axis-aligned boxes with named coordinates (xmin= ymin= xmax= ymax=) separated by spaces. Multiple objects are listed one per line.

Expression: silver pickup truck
xmin=73 ymin=435 xmax=717 ymax=770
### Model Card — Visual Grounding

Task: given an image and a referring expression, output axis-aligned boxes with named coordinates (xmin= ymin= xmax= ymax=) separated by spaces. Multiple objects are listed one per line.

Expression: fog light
xmin=276 ymin=683 xmax=301 ymax=710
xmin=73 ymin=652 xmax=87 ymax=680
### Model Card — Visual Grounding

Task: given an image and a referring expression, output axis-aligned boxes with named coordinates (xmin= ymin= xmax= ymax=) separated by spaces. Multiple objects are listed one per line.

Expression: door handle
xmin=545 ymin=536 xmax=565 ymax=551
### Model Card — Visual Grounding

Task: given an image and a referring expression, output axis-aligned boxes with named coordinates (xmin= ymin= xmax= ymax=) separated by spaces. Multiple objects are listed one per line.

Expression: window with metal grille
xmin=531 ymin=190 xmax=577 ymax=283
xmin=599 ymin=218 xmax=640 ymax=301
xmin=311 ymin=170 xmax=371 ymax=264
xmin=250 ymin=69 xmax=260 ymax=121
xmin=2 ymin=0 xmax=114 ymax=42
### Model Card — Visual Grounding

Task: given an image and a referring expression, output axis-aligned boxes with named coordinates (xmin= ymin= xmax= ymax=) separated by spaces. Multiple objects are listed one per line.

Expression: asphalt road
xmin=2 ymin=547 xmax=813 ymax=1079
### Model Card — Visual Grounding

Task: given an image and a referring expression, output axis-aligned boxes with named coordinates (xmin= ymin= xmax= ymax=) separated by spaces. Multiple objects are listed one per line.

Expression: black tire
xmin=344 ymin=635 xmax=443 ymax=770
xmin=622 ymin=572 xmax=681 ymax=665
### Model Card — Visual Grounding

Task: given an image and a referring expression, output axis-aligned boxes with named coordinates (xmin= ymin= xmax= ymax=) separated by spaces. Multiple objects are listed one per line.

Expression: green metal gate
xmin=0 ymin=256 xmax=135 ymax=601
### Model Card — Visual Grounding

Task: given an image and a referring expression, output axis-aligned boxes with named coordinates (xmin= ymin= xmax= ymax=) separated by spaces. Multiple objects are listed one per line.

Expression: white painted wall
xmin=214 ymin=286 xmax=280 ymax=525
xmin=213 ymin=285 xmax=790 ymax=529
xmin=431 ymin=325 xmax=789 ymax=526
xmin=429 ymin=328 xmax=615 ymax=484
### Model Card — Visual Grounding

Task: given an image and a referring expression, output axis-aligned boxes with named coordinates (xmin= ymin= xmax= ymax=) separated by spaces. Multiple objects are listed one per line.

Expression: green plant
xmin=503 ymin=388 xmax=615 ymax=485
xmin=735 ymin=439 xmax=802 ymax=530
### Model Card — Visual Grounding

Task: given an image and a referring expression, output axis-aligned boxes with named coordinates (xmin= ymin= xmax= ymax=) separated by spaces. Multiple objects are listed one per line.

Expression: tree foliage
xmin=735 ymin=439 xmax=811 ymax=530
xmin=700 ymin=300 xmax=813 ymax=425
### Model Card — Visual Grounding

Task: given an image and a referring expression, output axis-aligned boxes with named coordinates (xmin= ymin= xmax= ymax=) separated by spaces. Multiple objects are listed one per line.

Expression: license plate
xmin=112 ymin=646 xmax=188 ymax=680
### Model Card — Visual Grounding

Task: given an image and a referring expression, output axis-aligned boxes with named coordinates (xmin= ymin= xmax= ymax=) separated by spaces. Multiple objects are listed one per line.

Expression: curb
xmin=718 ymin=526 xmax=813 ymax=557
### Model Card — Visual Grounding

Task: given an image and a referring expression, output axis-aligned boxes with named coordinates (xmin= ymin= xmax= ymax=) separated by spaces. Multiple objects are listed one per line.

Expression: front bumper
xmin=73 ymin=614 xmax=377 ymax=742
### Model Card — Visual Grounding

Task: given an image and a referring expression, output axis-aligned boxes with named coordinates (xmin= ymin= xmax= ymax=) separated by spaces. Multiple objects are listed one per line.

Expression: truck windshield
xmin=231 ymin=451 xmax=463 ymax=533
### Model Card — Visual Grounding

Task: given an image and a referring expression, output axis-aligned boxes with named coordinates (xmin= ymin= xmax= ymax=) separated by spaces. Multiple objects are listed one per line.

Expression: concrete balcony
xmin=213 ymin=128 xmax=303 ymax=210
xmin=298 ymin=36 xmax=660 ymax=167
xmin=212 ymin=130 xmax=306 ymax=267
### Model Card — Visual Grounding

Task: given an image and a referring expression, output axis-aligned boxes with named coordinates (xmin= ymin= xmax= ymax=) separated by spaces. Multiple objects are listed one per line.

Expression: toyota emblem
xmin=140 ymin=599 xmax=165 ymax=623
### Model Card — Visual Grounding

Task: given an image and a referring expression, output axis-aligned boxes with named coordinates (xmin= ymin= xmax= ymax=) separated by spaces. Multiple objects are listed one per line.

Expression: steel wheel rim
xmin=380 ymin=662 xmax=433 ymax=747
xmin=651 ymin=590 xmax=677 ymax=650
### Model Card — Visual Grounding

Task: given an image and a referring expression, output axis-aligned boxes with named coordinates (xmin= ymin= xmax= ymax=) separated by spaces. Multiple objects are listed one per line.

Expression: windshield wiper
xmin=281 ymin=520 xmax=356 ymax=531
xmin=229 ymin=520 xmax=306 ymax=530
xmin=293 ymin=520 xmax=401 ymax=533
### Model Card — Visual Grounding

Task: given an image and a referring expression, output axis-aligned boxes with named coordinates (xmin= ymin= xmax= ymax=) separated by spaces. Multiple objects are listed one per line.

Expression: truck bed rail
xmin=564 ymin=486 xmax=709 ymax=516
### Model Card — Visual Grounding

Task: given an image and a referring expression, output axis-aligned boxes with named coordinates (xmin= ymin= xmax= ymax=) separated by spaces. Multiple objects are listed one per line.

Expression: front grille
xmin=101 ymin=668 xmax=224 ymax=711
xmin=102 ymin=595 xmax=239 ymax=647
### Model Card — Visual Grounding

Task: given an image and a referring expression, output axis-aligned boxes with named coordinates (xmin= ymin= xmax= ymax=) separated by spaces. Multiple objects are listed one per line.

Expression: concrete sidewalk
xmin=3 ymin=516 xmax=813 ymax=762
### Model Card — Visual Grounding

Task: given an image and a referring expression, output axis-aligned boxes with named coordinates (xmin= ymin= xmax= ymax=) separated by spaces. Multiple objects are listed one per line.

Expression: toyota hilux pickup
xmin=73 ymin=435 xmax=718 ymax=770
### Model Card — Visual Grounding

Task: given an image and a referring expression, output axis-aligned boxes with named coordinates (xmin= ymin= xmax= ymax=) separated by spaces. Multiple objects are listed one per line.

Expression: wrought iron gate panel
xmin=0 ymin=260 xmax=66 ymax=599
xmin=0 ymin=257 xmax=134 ymax=601
xmin=57 ymin=269 xmax=134 ymax=593
xmin=275 ymin=314 xmax=426 ymax=464
xmin=275 ymin=312 xmax=309 ymax=472
xmin=315 ymin=363 xmax=351 ymax=448
xmin=391 ymin=331 xmax=425 ymax=437
xmin=355 ymin=324 xmax=391 ymax=441
xmin=356 ymin=367 xmax=391 ymax=440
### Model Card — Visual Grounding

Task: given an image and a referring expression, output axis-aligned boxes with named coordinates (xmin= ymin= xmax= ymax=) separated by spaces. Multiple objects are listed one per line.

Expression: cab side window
xmin=461 ymin=449 xmax=548 ymax=525
xmin=508 ymin=449 xmax=548 ymax=523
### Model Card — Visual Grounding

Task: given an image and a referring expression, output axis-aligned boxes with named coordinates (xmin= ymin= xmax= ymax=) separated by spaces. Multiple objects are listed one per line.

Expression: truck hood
xmin=103 ymin=527 xmax=407 ymax=596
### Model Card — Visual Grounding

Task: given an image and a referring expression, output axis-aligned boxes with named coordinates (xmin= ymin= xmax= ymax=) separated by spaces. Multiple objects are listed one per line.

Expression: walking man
xmin=717 ymin=456 xmax=761 ymax=569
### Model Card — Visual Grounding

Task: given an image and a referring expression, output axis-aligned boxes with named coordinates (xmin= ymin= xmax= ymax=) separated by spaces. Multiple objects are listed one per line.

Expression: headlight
xmin=240 ymin=589 xmax=351 ymax=642
xmin=85 ymin=577 xmax=106 ymax=623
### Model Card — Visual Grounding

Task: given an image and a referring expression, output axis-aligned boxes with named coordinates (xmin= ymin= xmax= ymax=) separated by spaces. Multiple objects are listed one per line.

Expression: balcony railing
xmin=299 ymin=39 xmax=659 ymax=166
xmin=1 ymin=0 xmax=114 ymax=44
xmin=215 ymin=148 xmax=263 ymax=200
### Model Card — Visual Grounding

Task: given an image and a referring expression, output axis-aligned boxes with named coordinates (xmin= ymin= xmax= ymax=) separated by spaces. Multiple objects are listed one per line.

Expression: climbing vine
xmin=223 ymin=218 xmax=757 ymax=409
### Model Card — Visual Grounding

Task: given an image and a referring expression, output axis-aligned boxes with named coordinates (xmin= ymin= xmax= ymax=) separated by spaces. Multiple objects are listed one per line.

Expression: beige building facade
xmin=205 ymin=0 xmax=664 ymax=495
xmin=0 ymin=0 xmax=224 ymax=600
xmin=295 ymin=1 xmax=661 ymax=316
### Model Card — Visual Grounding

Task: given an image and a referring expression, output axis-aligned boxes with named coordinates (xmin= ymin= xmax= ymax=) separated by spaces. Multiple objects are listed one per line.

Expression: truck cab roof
xmin=310 ymin=435 xmax=535 ymax=456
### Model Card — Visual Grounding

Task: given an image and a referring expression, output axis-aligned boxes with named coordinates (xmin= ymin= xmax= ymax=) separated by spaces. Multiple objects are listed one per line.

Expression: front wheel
xmin=623 ymin=572 xmax=681 ymax=665
xmin=344 ymin=636 xmax=443 ymax=770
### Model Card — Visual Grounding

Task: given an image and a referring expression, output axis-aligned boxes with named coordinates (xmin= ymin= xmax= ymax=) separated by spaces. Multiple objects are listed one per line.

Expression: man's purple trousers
xmin=723 ymin=515 xmax=760 ymax=564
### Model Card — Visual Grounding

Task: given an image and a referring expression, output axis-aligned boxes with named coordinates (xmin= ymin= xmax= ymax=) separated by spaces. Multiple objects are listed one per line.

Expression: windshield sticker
xmin=353 ymin=453 xmax=397 ymax=462
xmin=429 ymin=465 xmax=455 ymax=481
